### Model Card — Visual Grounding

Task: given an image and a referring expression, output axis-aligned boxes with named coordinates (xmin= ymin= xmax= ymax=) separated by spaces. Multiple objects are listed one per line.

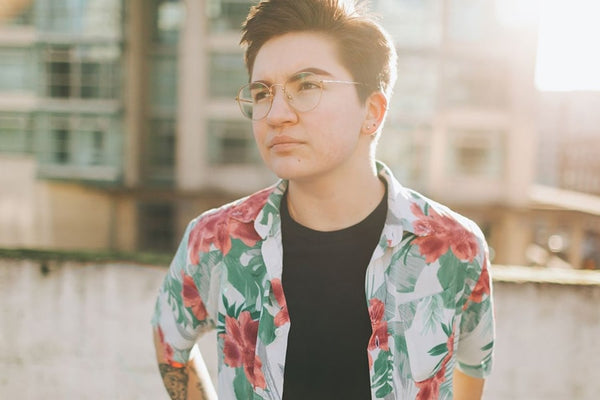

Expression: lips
xmin=267 ymin=135 xmax=303 ymax=149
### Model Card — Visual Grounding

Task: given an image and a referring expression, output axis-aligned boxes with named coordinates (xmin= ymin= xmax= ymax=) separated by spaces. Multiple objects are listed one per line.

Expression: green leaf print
xmin=225 ymin=246 xmax=266 ymax=309
xmin=390 ymin=234 xmax=423 ymax=294
xmin=163 ymin=276 xmax=190 ymax=327
xmin=437 ymin=252 xmax=466 ymax=307
xmin=428 ymin=342 xmax=448 ymax=357
xmin=234 ymin=366 xmax=253 ymax=399
xmin=441 ymin=322 xmax=452 ymax=337
xmin=372 ymin=350 xmax=394 ymax=398
xmin=258 ymin=311 xmax=276 ymax=346
xmin=481 ymin=340 xmax=494 ymax=351
xmin=420 ymin=294 xmax=445 ymax=335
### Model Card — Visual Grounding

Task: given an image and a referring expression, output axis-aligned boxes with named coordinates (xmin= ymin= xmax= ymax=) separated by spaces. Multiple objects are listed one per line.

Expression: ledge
xmin=0 ymin=247 xmax=172 ymax=266
xmin=492 ymin=265 xmax=600 ymax=286
xmin=2 ymin=249 xmax=599 ymax=285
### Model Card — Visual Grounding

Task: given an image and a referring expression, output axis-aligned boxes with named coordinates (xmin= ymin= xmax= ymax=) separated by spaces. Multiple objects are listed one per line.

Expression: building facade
xmin=1 ymin=0 xmax=597 ymax=268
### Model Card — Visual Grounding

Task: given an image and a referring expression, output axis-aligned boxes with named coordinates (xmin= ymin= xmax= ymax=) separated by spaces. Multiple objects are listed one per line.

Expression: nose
xmin=265 ymin=84 xmax=298 ymax=125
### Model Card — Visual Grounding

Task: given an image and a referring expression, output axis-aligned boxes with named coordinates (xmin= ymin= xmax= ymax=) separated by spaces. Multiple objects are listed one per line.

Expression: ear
xmin=361 ymin=91 xmax=388 ymax=136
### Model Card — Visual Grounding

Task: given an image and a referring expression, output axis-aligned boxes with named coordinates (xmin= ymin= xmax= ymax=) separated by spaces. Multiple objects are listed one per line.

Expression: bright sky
xmin=535 ymin=0 xmax=600 ymax=91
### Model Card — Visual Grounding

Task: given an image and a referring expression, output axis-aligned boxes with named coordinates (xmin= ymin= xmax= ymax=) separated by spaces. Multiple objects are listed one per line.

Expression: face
xmin=250 ymin=32 xmax=371 ymax=183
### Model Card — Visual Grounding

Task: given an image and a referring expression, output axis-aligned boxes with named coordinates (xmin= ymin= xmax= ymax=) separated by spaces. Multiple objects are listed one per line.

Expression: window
xmin=447 ymin=129 xmax=505 ymax=178
xmin=0 ymin=48 xmax=35 ymax=92
xmin=442 ymin=58 xmax=508 ymax=109
xmin=149 ymin=53 xmax=178 ymax=110
xmin=144 ymin=118 xmax=176 ymax=185
xmin=38 ymin=113 xmax=119 ymax=170
xmin=153 ymin=0 xmax=184 ymax=45
xmin=52 ymin=129 xmax=70 ymax=164
xmin=0 ymin=113 xmax=33 ymax=154
xmin=137 ymin=202 xmax=175 ymax=253
xmin=43 ymin=45 xmax=121 ymax=100
xmin=209 ymin=52 xmax=247 ymax=98
xmin=207 ymin=119 xmax=259 ymax=165
xmin=48 ymin=115 xmax=71 ymax=164
xmin=36 ymin=0 xmax=122 ymax=37
xmin=206 ymin=0 xmax=256 ymax=33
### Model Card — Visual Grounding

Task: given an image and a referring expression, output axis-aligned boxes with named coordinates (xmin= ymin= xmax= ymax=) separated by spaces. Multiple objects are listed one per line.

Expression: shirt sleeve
xmin=456 ymin=239 xmax=495 ymax=379
xmin=151 ymin=218 xmax=216 ymax=365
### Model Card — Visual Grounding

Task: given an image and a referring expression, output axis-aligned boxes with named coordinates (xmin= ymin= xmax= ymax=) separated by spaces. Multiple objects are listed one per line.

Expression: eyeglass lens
xmin=237 ymin=72 xmax=324 ymax=120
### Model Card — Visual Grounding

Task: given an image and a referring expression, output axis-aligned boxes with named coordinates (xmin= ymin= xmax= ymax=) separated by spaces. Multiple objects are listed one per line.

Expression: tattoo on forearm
xmin=196 ymin=381 xmax=208 ymax=398
xmin=159 ymin=363 xmax=188 ymax=400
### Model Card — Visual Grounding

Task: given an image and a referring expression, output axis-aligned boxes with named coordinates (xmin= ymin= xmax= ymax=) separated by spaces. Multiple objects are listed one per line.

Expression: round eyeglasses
xmin=235 ymin=71 xmax=362 ymax=120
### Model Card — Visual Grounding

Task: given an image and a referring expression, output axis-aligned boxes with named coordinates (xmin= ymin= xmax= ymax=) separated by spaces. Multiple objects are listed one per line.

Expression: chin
xmin=266 ymin=159 xmax=312 ymax=181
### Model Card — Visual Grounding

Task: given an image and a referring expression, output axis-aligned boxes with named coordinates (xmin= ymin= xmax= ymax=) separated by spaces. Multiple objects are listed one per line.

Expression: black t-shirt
xmin=280 ymin=190 xmax=387 ymax=399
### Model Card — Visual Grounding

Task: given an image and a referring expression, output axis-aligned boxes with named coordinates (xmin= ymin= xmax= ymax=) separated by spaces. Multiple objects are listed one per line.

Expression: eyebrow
xmin=251 ymin=67 xmax=334 ymax=85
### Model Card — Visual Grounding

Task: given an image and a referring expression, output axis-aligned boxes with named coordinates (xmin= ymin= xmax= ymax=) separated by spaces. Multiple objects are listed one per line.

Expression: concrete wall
xmin=1 ymin=259 xmax=599 ymax=399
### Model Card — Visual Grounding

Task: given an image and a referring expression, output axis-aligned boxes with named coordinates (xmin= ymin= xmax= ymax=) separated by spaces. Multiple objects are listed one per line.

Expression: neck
xmin=286 ymin=159 xmax=385 ymax=231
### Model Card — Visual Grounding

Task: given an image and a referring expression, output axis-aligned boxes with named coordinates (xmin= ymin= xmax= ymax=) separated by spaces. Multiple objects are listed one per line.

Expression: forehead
xmin=251 ymin=31 xmax=350 ymax=82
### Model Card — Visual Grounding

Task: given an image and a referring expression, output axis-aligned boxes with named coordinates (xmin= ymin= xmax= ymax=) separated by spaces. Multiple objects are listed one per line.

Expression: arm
xmin=453 ymin=367 xmax=484 ymax=400
xmin=153 ymin=328 xmax=217 ymax=400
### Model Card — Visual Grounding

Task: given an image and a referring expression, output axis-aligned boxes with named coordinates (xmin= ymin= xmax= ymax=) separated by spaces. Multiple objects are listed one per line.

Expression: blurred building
xmin=0 ymin=0 xmax=598 ymax=268
xmin=534 ymin=91 xmax=600 ymax=269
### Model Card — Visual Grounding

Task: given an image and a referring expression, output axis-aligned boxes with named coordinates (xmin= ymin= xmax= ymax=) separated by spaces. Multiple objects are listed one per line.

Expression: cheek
xmin=252 ymin=123 xmax=267 ymax=147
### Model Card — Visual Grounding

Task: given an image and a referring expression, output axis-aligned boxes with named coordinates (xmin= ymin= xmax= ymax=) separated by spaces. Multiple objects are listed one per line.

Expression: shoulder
xmin=185 ymin=186 xmax=278 ymax=261
xmin=396 ymin=186 xmax=488 ymax=266
xmin=191 ymin=186 xmax=275 ymax=228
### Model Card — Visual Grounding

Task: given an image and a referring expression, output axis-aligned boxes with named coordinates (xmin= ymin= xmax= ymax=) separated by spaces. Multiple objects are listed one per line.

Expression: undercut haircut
xmin=240 ymin=0 xmax=397 ymax=103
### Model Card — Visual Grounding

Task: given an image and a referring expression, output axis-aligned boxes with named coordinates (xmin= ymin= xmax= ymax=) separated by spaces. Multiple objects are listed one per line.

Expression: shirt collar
xmin=253 ymin=161 xmax=416 ymax=246
xmin=254 ymin=179 xmax=288 ymax=240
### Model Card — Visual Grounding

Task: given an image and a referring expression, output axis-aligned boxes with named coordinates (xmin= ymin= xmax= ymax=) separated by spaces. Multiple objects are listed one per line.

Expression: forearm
xmin=453 ymin=367 xmax=485 ymax=400
xmin=158 ymin=361 xmax=211 ymax=400
xmin=153 ymin=328 xmax=217 ymax=400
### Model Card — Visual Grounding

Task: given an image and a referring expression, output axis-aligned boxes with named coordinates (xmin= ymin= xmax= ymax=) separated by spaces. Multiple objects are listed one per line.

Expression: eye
xmin=252 ymin=89 xmax=271 ymax=103
xmin=297 ymin=80 xmax=322 ymax=91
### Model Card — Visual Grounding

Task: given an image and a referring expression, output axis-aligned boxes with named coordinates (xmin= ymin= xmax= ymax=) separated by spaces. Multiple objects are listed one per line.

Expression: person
xmin=151 ymin=0 xmax=495 ymax=399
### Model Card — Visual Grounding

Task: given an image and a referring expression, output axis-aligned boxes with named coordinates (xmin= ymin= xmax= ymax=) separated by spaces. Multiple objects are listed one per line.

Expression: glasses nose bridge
xmin=269 ymin=82 xmax=292 ymax=102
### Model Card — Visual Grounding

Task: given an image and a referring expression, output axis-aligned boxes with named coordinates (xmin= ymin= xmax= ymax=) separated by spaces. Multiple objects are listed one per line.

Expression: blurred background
xmin=0 ymin=0 xmax=599 ymax=399
xmin=1 ymin=0 xmax=599 ymax=269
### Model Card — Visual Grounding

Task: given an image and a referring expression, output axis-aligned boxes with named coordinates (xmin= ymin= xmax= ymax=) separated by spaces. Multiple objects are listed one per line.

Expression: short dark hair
xmin=240 ymin=0 xmax=397 ymax=102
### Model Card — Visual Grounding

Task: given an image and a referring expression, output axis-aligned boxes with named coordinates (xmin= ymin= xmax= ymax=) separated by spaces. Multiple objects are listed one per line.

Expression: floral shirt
xmin=152 ymin=162 xmax=494 ymax=400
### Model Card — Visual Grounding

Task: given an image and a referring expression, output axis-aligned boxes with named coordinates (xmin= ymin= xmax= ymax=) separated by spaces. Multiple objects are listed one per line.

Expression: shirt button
xmin=275 ymin=328 xmax=283 ymax=337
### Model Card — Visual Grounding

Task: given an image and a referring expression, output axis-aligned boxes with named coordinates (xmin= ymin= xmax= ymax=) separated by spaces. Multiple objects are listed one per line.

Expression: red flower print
xmin=188 ymin=188 xmax=273 ymax=262
xmin=368 ymin=298 xmax=389 ymax=353
xmin=221 ymin=311 xmax=266 ymax=389
xmin=270 ymin=278 xmax=290 ymax=327
xmin=157 ymin=326 xmax=184 ymax=368
xmin=415 ymin=329 xmax=455 ymax=400
xmin=411 ymin=203 xmax=479 ymax=263
xmin=465 ymin=257 xmax=491 ymax=308
xmin=181 ymin=271 xmax=208 ymax=321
